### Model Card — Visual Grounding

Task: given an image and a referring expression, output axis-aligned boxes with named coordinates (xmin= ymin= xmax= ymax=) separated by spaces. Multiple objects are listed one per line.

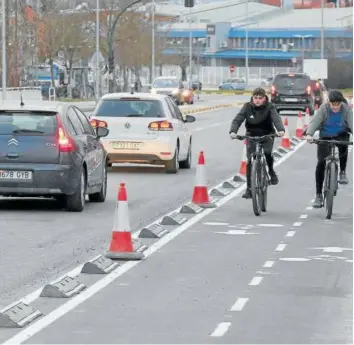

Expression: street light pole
xmin=189 ymin=6 xmax=192 ymax=85
xmin=95 ymin=0 xmax=100 ymax=103
xmin=2 ymin=0 xmax=7 ymax=101
xmin=320 ymin=0 xmax=324 ymax=59
xmin=151 ymin=0 xmax=155 ymax=82
xmin=245 ymin=0 xmax=249 ymax=88
xmin=294 ymin=34 xmax=312 ymax=73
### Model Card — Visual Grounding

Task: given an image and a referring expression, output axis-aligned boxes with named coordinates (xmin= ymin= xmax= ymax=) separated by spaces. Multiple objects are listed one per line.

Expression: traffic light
xmin=184 ymin=0 xmax=194 ymax=7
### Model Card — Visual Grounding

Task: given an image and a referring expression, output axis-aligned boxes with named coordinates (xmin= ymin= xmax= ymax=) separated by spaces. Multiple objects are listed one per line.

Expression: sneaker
xmin=313 ymin=194 xmax=323 ymax=208
xmin=269 ymin=170 xmax=279 ymax=185
xmin=339 ymin=171 xmax=349 ymax=184
xmin=242 ymin=188 xmax=252 ymax=199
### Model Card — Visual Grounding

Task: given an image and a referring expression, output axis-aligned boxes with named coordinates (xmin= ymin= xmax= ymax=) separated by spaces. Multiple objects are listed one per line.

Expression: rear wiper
xmin=12 ymin=129 xmax=45 ymax=134
xmin=126 ymin=114 xmax=144 ymax=117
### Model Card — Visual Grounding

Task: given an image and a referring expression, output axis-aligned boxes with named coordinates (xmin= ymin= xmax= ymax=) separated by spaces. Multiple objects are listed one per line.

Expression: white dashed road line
xmin=230 ymin=298 xmax=249 ymax=311
xmin=210 ymin=322 xmax=232 ymax=337
xmin=263 ymin=260 xmax=275 ymax=268
xmin=275 ymin=243 xmax=287 ymax=251
xmin=299 ymin=214 xmax=308 ymax=219
xmin=286 ymin=230 xmax=296 ymax=237
xmin=249 ymin=277 xmax=263 ymax=286
xmin=293 ymin=222 xmax=303 ymax=227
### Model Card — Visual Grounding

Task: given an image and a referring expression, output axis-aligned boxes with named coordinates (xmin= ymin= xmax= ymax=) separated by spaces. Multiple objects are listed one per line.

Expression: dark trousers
xmin=246 ymin=137 xmax=275 ymax=188
xmin=315 ymin=132 xmax=350 ymax=194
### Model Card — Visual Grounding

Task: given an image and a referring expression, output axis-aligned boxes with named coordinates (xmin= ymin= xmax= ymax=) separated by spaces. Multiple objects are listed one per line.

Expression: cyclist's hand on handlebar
xmin=278 ymin=131 xmax=285 ymax=137
xmin=306 ymin=135 xmax=314 ymax=143
xmin=229 ymin=132 xmax=238 ymax=139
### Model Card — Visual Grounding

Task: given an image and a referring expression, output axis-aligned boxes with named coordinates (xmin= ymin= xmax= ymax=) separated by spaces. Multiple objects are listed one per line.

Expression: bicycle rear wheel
xmin=251 ymin=159 xmax=262 ymax=216
xmin=324 ymin=162 xmax=336 ymax=219
xmin=260 ymin=163 xmax=268 ymax=212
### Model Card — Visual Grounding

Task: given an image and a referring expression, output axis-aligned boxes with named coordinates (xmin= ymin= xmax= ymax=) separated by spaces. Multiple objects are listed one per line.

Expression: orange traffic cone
xmin=106 ymin=183 xmax=144 ymax=260
xmin=295 ymin=111 xmax=304 ymax=138
xmin=280 ymin=117 xmax=291 ymax=150
xmin=304 ymin=108 xmax=310 ymax=131
xmin=239 ymin=139 xmax=248 ymax=176
xmin=192 ymin=151 xmax=216 ymax=208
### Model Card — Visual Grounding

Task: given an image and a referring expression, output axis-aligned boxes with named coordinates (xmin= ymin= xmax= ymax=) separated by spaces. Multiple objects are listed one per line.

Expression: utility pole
xmin=184 ymin=0 xmax=194 ymax=85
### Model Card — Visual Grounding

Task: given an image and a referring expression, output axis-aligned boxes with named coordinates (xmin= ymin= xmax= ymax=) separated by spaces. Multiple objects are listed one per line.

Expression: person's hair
xmin=252 ymin=87 xmax=266 ymax=97
xmin=328 ymin=90 xmax=348 ymax=104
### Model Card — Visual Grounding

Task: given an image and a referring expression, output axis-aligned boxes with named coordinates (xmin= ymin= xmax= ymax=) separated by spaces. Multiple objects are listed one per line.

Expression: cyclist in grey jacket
xmin=229 ymin=88 xmax=285 ymax=199
xmin=305 ymin=90 xmax=353 ymax=208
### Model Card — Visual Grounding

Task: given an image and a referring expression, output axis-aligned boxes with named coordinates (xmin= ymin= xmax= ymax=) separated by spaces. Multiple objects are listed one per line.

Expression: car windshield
xmin=153 ymin=79 xmax=179 ymax=88
xmin=275 ymin=75 xmax=310 ymax=89
xmin=94 ymin=99 xmax=165 ymax=118
xmin=0 ymin=111 xmax=57 ymax=135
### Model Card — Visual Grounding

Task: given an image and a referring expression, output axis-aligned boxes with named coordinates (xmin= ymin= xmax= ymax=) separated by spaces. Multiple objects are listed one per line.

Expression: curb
xmin=181 ymin=102 xmax=243 ymax=115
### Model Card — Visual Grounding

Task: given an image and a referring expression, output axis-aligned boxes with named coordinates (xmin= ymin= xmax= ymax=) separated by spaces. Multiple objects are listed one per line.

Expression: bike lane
xmin=9 ymin=142 xmax=351 ymax=344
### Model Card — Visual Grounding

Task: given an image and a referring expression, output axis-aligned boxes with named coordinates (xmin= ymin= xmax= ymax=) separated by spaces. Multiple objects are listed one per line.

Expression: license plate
xmin=0 ymin=170 xmax=33 ymax=180
xmin=111 ymin=141 xmax=142 ymax=150
xmin=284 ymin=98 xmax=298 ymax=102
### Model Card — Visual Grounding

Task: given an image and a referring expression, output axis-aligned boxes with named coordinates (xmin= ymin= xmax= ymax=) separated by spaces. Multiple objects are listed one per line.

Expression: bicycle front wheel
xmin=324 ymin=162 xmax=336 ymax=219
xmin=260 ymin=163 xmax=268 ymax=212
xmin=251 ymin=159 xmax=262 ymax=216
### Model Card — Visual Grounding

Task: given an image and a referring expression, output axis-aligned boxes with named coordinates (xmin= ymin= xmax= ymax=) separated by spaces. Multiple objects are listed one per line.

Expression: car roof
xmin=100 ymin=92 xmax=167 ymax=101
xmin=0 ymin=100 xmax=70 ymax=113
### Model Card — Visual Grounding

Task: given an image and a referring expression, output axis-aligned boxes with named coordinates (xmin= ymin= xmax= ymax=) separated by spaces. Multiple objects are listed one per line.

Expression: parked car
xmin=0 ymin=101 xmax=109 ymax=211
xmin=270 ymin=73 xmax=315 ymax=115
xmin=219 ymin=78 xmax=246 ymax=90
xmin=150 ymin=76 xmax=185 ymax=105
xmin=90 ymin=92 xmax=196 ymax=173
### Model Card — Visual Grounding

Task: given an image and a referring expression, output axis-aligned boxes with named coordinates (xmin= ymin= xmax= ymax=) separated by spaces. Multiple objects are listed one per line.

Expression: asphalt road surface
xmin=1 ymin=103 xmax=344 ymax=344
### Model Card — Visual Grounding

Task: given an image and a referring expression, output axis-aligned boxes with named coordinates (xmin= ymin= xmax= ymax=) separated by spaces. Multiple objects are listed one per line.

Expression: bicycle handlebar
xmin=233 ymin=133 xmax=279 ymax=141
xmin=312 ymin=139 xmax=353 ymax=146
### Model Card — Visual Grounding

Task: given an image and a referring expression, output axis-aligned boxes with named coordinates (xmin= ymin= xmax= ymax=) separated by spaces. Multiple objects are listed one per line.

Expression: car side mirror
xmin=184 ymin=115 xmax=196 ymax=123
xmin=96 ymin=127 xmax=109 ymax=138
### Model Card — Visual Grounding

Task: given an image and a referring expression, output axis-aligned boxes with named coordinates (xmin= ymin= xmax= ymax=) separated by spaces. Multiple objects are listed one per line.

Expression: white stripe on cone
xmin=195 ymin=159 xmax=207 ymax=187
xmin=113 ymin=200 xmax=130 ymax=232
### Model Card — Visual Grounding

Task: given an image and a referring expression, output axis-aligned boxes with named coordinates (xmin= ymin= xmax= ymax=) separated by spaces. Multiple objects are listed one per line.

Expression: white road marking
xmin=215 ymin=230 xmax=259 ymax=235
xmin=263 ymin=260 xmax=274 ymax=268
xmin=204 ymin=222 xmax=229 ymax=226
xmin=275 ymin=244 xmax=287 ymax=251
xmin=279 ymin=257 xmax=311 ymax=262
xmin=194 ymin=120 xmax=230 ymax=132
xmin=306 ymin=206 xmax=313 ymax=210
xmin=310 ymin=247 xmax=353 ymax=253
xmin=256 ymin=224 xmax=284 ymax=227
xmin=310 ymin=199 xmax=315 ymax=203
xmin=2 ymin=137 xmax=307 ymax=345
xmin=293 ymin=222 xmax=303 ymax=227
xmin=230 ymin=298 xmax=249 ymax=311
xmin=249 ymin=277 xmax=263 ymax=286
xmin=286 ymin=231 xmax=296 ymax=237
xmin=210 ymin=322 xmax=231 ymax=337
xmin=299 ymin=214 xmax=308 ymax=219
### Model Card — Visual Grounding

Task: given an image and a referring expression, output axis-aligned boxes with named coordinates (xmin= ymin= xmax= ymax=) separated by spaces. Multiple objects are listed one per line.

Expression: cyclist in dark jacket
xmin=305 ymin=90 xmax=353 ymax=208
xmin=229 ymin=87 xmax=285 ymax=199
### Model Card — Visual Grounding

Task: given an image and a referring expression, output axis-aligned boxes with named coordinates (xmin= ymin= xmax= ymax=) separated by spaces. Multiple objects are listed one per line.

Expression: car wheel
xmin=65 ymin=168 xmax=86 ymax=212
xmin=89 ymin=162 xmax=107 ymax=202
xmin=165 ymin=146 xmax=179 ymax=174
xmin=180 ymin=141 xmax=192 ymax=169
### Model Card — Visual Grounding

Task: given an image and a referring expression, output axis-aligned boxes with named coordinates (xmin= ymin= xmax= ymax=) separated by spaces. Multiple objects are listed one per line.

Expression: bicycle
xmin=234 ymin=133 xmax=278 ymax=216
xmin=311 ymin=138 xmax=353 ymax=219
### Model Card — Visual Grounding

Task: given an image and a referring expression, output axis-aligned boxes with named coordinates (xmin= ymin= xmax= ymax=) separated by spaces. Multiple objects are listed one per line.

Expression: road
xmin=1 ymin=101 xmax=345 ymax=344
xmin=1 ymin=125 xmax=351 ymax=344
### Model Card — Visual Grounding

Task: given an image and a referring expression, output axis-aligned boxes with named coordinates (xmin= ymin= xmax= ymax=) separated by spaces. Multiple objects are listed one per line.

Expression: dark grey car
xmin=0 ymin=101 xmax=109 ymax=212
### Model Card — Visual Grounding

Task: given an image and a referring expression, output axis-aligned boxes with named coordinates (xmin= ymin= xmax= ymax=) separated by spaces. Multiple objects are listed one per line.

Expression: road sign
xmin=230 ymin=65 xmax=235 ymax=73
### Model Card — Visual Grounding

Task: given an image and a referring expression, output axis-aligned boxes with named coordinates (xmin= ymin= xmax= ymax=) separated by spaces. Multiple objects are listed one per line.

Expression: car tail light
xmin=148 ymin=121 xmax=173 ymax=131
xmin=271 ymin=85 xmax=276 ymax=94
xmin=315 ymin=82 xmax=320 ymax=89
xmin=56 ymin=114 xmax=75 ymax=152
xmin=90 ymin=119 xmax=108 ymax=128
xmin=307 ymin=85 xmax=311 ymax=95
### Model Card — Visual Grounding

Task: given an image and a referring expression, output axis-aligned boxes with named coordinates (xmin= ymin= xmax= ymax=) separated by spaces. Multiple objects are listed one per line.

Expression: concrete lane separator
xmin=1 ymin=139 xmax=307 ymax=344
